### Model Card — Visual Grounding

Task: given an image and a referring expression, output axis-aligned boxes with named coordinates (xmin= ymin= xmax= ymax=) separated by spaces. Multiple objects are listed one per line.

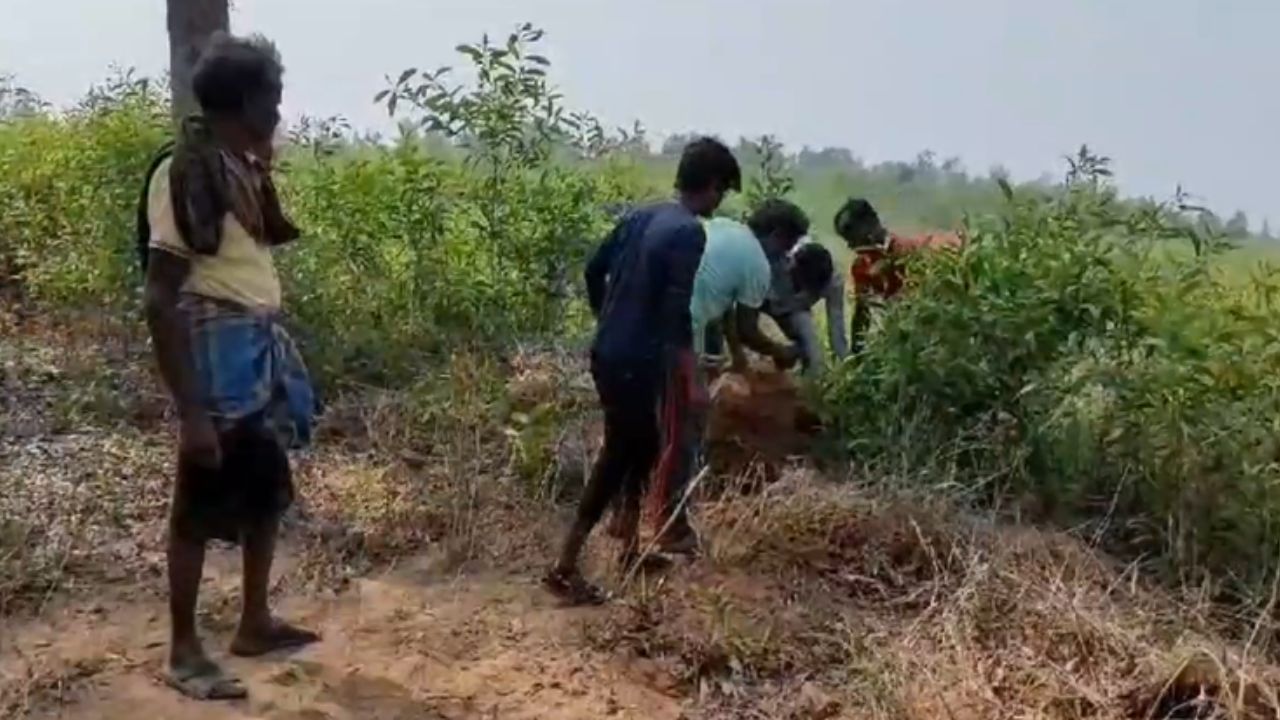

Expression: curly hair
xmin=191 ymin=32 xmax=283 ymax=130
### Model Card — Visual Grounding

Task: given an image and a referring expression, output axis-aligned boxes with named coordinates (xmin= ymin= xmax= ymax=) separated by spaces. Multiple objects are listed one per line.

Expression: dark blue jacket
xmin=585 ymin=201 xmax=706 ymax=375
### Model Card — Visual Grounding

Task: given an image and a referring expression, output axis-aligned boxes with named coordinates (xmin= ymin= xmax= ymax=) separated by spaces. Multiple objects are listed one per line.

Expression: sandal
xmin=542 ymin=567 xmax=609 ymax=606
xmin=163 ymin=660 xmax=247 ymax=701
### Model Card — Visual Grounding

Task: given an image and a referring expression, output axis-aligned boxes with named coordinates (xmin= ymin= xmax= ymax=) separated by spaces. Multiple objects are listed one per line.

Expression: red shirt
xmin=850 ymin=231 xmax=962 ymax=299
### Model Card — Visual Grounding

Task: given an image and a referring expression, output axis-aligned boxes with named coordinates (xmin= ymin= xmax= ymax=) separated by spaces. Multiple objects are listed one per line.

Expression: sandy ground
xmin=5 ymin=543 xmax=687 ymax=720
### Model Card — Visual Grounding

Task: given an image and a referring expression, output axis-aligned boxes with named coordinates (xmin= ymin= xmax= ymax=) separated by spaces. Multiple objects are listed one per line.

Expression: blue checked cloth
xmin=183 ymin=296 xmax=315 ymax=448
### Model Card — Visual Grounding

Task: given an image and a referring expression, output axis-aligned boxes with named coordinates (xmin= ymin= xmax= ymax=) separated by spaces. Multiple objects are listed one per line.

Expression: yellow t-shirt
xmin=147 ymin=157 xmax=282 ymax=310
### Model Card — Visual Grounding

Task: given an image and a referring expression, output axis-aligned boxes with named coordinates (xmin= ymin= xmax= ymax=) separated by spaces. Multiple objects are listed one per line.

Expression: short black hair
xmin=833 ymin=198 xmax=882 ymax=244
xmin=192 ymin=32 xmax=284 ymax=118
xmin=791 ymin=243 xmax=834 ymax=294
xmin=675 ymin=137 xmax=742 ymax=194
xmin=747 ymin=198 xmax=809 ymax=243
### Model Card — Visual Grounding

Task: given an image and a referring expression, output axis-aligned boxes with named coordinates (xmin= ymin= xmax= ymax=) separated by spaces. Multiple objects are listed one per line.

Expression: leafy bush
xmin=821 ymin=149 xmax=1280 ymax=598
xmin=0 ymin=71 xmax=168 ymax=307
xmin=0 ymin=31 xmax=657 ymax=387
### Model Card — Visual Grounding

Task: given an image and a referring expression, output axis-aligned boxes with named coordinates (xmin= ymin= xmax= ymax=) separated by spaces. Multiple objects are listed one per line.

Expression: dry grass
xmin=0 ymin=307 xmax=171 ymax=615
xmin=589 ymin=471 xmax=1280 ymax=719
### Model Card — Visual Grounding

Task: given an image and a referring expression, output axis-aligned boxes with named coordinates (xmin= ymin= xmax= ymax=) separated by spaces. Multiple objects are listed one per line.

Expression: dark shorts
xmin=171 ymin=416 xmax=294 ymax=543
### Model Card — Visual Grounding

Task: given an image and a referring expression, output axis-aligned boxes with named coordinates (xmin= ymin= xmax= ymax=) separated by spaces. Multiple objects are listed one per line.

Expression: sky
xmin=2 ymin=0 xmax=1276 ymax=228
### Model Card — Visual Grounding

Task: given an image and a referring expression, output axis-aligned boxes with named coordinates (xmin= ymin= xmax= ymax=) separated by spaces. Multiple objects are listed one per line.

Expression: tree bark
xmin=167 ymin=0 xmax=230 ymax=122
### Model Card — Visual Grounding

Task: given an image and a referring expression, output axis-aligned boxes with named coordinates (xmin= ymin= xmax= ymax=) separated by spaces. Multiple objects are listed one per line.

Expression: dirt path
xmin=5 ymin=547 xmax=685 ymax=720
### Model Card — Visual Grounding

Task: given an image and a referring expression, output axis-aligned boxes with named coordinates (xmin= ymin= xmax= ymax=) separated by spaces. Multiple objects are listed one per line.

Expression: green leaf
xmin=397 ymin=67 xmax=418 ymax=85
xmin=528 ymin=54 xmax=551 ymax=66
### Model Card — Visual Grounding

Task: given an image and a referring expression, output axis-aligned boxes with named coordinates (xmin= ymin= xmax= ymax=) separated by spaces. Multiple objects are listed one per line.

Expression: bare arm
xmin=785 ymin=310 xmax=824 ymax=374
xmin=144 ymin=250 xmax=202 ymax=416
xmin=145 ymin=250 xmax=221 ymax=467
xmin=723 ymin=309 xmax=749 ymax=371
xmin=734 ymin=305 xmax=795 ymax=366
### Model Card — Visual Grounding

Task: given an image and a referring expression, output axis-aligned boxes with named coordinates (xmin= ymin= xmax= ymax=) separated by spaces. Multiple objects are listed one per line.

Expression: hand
xmin=179 ymin=412 xmax=222 ymax=469
xmin=772 ymin=345 xmax=802 ymax=371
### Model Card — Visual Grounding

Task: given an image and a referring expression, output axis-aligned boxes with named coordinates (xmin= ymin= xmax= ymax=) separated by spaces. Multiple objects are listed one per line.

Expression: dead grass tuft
xmin=588 ymin=472 xmax=1280 ymax=718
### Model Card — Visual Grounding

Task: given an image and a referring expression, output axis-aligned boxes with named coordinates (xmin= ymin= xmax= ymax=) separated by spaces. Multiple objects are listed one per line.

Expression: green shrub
xmin=821 ymin=150 xmax=1280 ymax=598
xmin=0 ymin=72 xmax=168 ymax=307
xmin=0 ymin=33 xmax=657 ymax=388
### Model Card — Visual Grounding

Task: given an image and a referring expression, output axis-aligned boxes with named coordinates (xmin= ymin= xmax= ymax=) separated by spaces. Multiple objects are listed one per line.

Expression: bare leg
xmin=165 ymin=500 xmax=245 ymax=700
xmin=229 ymin=518 xmax=319 ymax=657
xmin=168 ymin=529 xmax=210 ymax=672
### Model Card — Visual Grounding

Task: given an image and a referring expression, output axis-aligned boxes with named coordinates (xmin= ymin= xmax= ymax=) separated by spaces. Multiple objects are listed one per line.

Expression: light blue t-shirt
xmin=690 ymin=217 xmax=771 ymax=356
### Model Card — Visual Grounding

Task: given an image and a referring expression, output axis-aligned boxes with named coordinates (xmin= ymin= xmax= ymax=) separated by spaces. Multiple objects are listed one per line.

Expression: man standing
xmin=546 ymin=137 xmax=741 ymax=605
xmin=141 ymin=33 xmax=318 ymax=700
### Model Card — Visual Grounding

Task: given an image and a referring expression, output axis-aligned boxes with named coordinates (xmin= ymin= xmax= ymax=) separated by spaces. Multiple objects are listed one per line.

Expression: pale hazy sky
xmin=2 ymin=0 xmax=1276 ymax=227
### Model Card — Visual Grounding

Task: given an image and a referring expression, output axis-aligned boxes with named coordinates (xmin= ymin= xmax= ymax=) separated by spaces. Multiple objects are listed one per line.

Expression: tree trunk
xmin=167 ymin=0 xmax=230 ymax=121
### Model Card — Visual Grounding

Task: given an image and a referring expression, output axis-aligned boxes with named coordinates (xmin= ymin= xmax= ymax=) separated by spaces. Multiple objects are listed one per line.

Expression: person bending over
xmin=642 ymin=214 xmax=775 ymax=555
xmin=723 ymin=238 xmax=846 ymax=375
xmin=834 ymin=198 xmax=962 ymax=351
xmin=713 ymin=200 xmax=820 ymax=374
